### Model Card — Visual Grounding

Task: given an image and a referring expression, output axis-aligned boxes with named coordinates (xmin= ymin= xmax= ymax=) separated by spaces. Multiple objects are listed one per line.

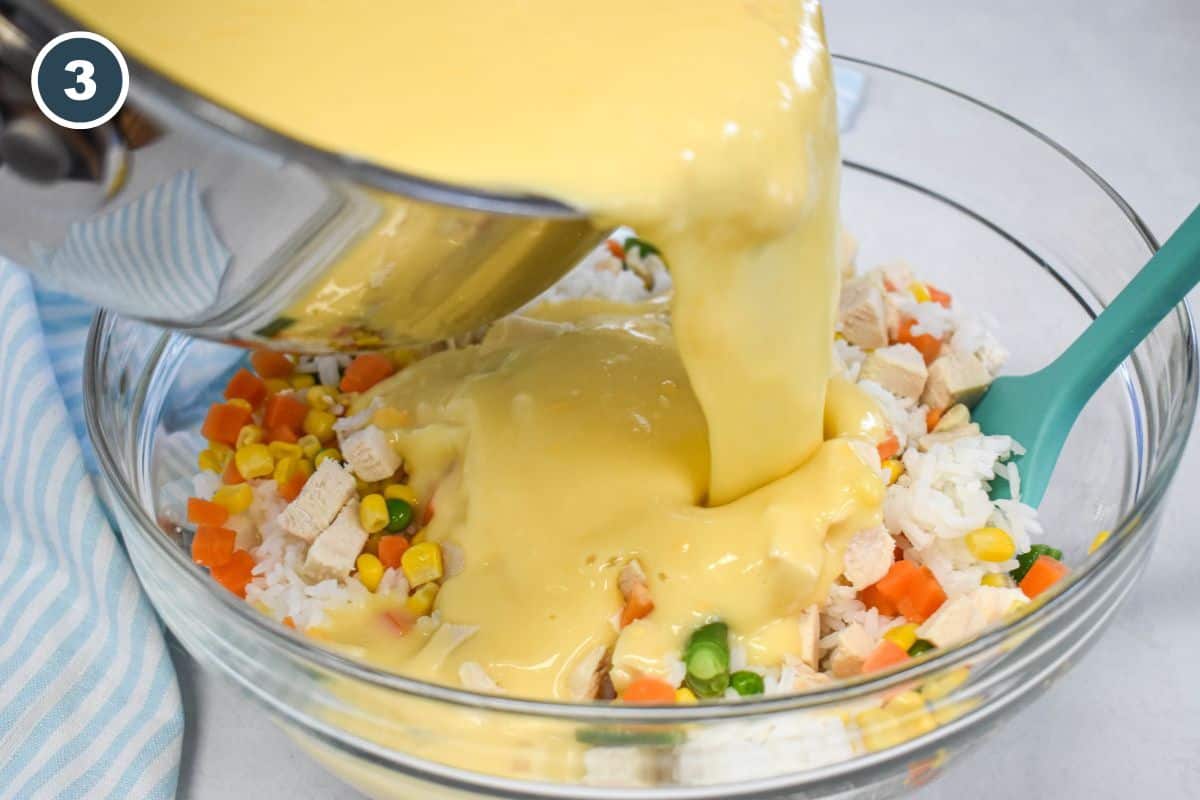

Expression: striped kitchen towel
xmin=0 ymin=263 xmax=183 ymax=800
xmin=33 ymin=170 xmax=230 ymax=321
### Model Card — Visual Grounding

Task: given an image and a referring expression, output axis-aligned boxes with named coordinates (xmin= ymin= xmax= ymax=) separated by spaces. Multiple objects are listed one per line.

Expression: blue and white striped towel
xmin=0 ymin=264 xmax=183 ymax=800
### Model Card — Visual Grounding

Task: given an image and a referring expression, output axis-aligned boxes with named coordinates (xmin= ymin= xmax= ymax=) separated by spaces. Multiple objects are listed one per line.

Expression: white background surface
xmin=176 ymin=1 xmax=1200 ymax=796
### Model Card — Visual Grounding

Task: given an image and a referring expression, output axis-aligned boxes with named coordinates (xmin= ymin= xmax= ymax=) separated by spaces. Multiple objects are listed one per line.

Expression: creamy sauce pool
xmin=63 ymin=0 xmax=889 ymax=699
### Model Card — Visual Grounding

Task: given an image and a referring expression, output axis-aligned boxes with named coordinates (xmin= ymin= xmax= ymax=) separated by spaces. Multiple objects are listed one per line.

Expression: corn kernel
xmin=352 ymin=330 xmax=383 ymax=347
xmin=401 ymin=542 xmax=443 ymax=586
xmin=235 ymin=443 xmax=274 ymax=479
xmin=360 ymin=493 xmax=389 ymax=533
xmin=405 ymin=583 xmax=440 ymax=616
xmin=198 ymin=448 xmax=225 ymax=473
xmin=303 ymin=408 xmax=337 ymax=441
xmin=297 ymin=434 xmax=323 ymax=459
xmin=908 ymin=282 xmax=932 ymax=304
xmin=306 ymin=386 xmax=338 ymax=410
xmin=273 ymin=456 xmax=299 ymax=485
xmin=212 ymin=483 xmax=254 ymax=515
xmin=882 ymin=459 xmax=903 ymax=485
xmin=883 ymin=623 xmax=919 ymax=651
xmin=674 ymin=687 xmax=698 ymax=705
xmin=235 ymin=424 xmax=264 ymax=449
xmin=980 ymin=572 xmax=1010 ymax=588
xmin=964 ymin=527 xmax=1015 ymax=562
xmin=290 ymin=373 xmax=316 ymax=389
xmin=227 ymin=398 xmax=253 ymax=413
xmin=264 ymin=378 xmax=290 ymax=395
xmin=1089 ymin=530 xmax=1111 ymax=554
xmin=314 ymin=448 xmax=342 ymax=467
xmin=296 ymin=458 xmax=314 ymax=479
xmin=372 ymin=407 xmax=411 ymax=429
xmin=384 ymin=484 xmax=419 ymax=506
xmin=268 ymin=441 xmax=303 ymax=461
xmin=355 ymin=553 xmax=385 ymax=592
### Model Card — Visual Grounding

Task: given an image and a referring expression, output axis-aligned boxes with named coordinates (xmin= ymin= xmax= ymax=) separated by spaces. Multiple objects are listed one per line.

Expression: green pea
xmin=908 ymin=639 xmax=936 ymax=657
xmin=386 ymin=498 xmax=414 ymax=532
xmin=1010 ymin=544 xmax=1063 ymax=582
xmin=730 ymin=671 xmax=764 ymax=696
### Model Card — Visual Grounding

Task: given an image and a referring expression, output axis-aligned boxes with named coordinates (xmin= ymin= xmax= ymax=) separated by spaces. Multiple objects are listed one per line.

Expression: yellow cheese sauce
xmin=61 ymin=0 xmax=889 ymax=700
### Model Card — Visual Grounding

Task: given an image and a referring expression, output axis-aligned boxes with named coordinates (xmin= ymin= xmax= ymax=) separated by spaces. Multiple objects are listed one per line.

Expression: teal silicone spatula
xmin=974 ymin=204 xmax=1200 ymax=507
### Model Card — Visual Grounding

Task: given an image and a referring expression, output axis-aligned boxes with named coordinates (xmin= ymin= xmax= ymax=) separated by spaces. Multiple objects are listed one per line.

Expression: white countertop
xmin=177 ymin=1 xmax=1200 ymax=796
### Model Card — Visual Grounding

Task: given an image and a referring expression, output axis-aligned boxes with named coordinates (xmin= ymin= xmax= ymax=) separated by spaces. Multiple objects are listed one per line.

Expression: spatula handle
xmin=1047 ymin=204 xmax=1200 ymax=407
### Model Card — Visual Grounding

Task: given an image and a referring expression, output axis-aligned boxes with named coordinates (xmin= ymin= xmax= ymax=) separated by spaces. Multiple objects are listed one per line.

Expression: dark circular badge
xmin=31 ymin=32 xmax=129 ymax=130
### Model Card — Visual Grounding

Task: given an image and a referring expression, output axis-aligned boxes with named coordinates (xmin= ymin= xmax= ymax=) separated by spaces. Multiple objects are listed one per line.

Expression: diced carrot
xmin=278 ymin=472 xmax=308 ymax=502
xmin=422 ymin=498 xmax=436 ymax=526
xmin=859 ymin=584 xmax=898 ymax=617
xmin=384 ymin=608 xmax=416 ymax=635
xmin=877 ymin=434 xmax=900 ymax=462
xmin=621 ymin=677 xmax=677 ymax=704
xmin=191 ymin=525 xmax=236 ymax=568
xmin=187 ymin=497 xmax=229 ymax=527
xmin=883 ymin=277 xmax=897 ymax=292
xmin=263 ymin=393 xmax=308 ymax=433
xmin=211 ymin=549 xmax=255 ymax=598
xmin=896 ymin=318 xmax=942 ymax=365
xmin=222 ymin=458 xmax=244 ymax=485
xmin=620 ymin=583 xmax=655 ymax=628
xmin=340 ymin=354 xmax=395 ymax=393
xmin=201 ymin=402 xmax=253 ymax=446
xmin=250 ymin=350 xmax=294 ymax=379
xmin=862 ymin=640 xmax=910 ymax=674
xmin=378 ymin=535 xmax=411 ymax=570
xmin=224 ymin=368 xmax=268 ymax=409
xmin=1019 ymin=555 xmax=1069 ymax=599
xmin=606 ymin=239 xmax=626 ymax=260
xmin=861 ymin=560 xmax=947 ymax=623
xmin=927 ymin=284 xmax=952 ymax=309
xmin=925 ymin=407 xmax=943 ymax=432
xmin=267 ymin=424 xmax=300 ymax=444
xmin=282 ymin=616 xmax=296 ymax=629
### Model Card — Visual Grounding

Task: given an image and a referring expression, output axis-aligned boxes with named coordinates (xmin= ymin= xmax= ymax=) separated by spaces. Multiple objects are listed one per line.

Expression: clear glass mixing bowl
xmin=85 ymin=58 xmax=1196 ymax=799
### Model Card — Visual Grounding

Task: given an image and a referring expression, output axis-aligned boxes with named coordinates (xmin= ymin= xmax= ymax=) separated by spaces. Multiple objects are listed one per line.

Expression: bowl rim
xmin=19 ymin=0 xmax=581 ymax=219
xmin=85 ymin=55 xmax=1197 ymax=727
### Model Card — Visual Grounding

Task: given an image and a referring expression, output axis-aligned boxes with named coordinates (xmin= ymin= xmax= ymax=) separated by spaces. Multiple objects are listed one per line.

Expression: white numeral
xmin=64 ymin=59 xmax=97 ymax=101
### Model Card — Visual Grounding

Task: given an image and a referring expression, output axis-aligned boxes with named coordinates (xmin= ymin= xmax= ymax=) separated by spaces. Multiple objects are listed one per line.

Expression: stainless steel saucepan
xmin=0 ymin=1 xmax=603 ymax=352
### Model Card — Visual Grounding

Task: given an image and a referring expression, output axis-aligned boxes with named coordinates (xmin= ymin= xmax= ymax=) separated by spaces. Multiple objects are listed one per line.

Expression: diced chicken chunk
xmin=342 ymin=424 xmax=402 ymax=482
xmin=838 ymin=279 xmax=888 ymax=349
xmin=917 ymin=423 xmax=982 ymax=452
xmin=790 ymin=660 xmax=833 ymax=692
xmin=303 ymin=500 xmax=369 ymax=581
xmin=567 ymin=645 xmax=610 ymax=701
xmin=827 ymin=622 xmax=876 ymax=678
xmin=916 ymin=587 xmax=1029 ymax=648
xmin=797 ymin=605 xmax=821 ymax=670
xmin=921 ymin=352 xmax=992 ymax=411
xmin=843 ymin=527 xmax=896 ymax=589
xmin=618 ymin=560 xmax=648 ymax=599
xmin=859 ymin=344 xmax=928 ymax=400
xmin=277 ymin=459 xmax=356 ymax=542
xmin=879 ymin=261 xmax=915 ymax=292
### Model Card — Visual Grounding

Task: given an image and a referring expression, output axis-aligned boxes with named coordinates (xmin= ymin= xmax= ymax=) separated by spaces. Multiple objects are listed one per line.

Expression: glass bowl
xmin=85 ymin=57 xmax=1196 ymax=799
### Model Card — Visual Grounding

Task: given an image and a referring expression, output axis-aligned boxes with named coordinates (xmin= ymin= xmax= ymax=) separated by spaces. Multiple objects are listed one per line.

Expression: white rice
xmin=189 ymin=236 xmax=1042 ymax=697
